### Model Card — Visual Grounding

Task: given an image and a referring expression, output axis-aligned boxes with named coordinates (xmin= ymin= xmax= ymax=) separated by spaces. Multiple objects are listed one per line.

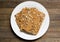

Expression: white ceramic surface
xmin=11 ymin=1 xmax=50 ymax=40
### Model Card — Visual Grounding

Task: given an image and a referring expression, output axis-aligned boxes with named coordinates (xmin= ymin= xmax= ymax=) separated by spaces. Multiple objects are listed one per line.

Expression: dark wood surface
xmin=0 ymin=0 xmax=60 ymax=42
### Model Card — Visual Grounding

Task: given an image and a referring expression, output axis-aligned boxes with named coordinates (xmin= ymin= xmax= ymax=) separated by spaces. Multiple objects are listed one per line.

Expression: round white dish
xmin=11 ymin=1 xmax=50 ymax=40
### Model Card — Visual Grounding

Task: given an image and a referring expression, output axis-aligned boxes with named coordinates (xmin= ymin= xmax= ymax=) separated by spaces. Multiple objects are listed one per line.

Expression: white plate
xmin=11 ymin=1 xmax=50 ymax=40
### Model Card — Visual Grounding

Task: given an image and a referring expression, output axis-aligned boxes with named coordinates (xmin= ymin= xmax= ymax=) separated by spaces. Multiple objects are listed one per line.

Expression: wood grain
xmin=0 ymin=1 xmax=60 ymax=8
xmin=0 ymin=0 xmax=60 ymax=42
xmin=35 ymin=38 xmax=60 ymax=42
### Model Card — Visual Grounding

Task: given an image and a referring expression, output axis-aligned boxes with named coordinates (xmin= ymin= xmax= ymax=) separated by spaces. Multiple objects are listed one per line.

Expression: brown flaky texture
xmin=15 ymin=7 xmax=45 ymax=35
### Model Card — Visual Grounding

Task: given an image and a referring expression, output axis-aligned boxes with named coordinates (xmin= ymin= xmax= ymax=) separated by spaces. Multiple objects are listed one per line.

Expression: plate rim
xmin=10 ymin=1 xmax=50 ymax=40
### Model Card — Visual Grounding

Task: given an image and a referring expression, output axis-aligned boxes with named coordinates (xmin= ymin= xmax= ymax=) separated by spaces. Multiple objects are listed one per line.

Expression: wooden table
xmin=0 ymin=0 xmax=60 ymax=42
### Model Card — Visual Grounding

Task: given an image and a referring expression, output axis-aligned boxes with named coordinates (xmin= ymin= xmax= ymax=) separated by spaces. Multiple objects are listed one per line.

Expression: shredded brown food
xmin=15 ymin=7 xmax=45 ymax=35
